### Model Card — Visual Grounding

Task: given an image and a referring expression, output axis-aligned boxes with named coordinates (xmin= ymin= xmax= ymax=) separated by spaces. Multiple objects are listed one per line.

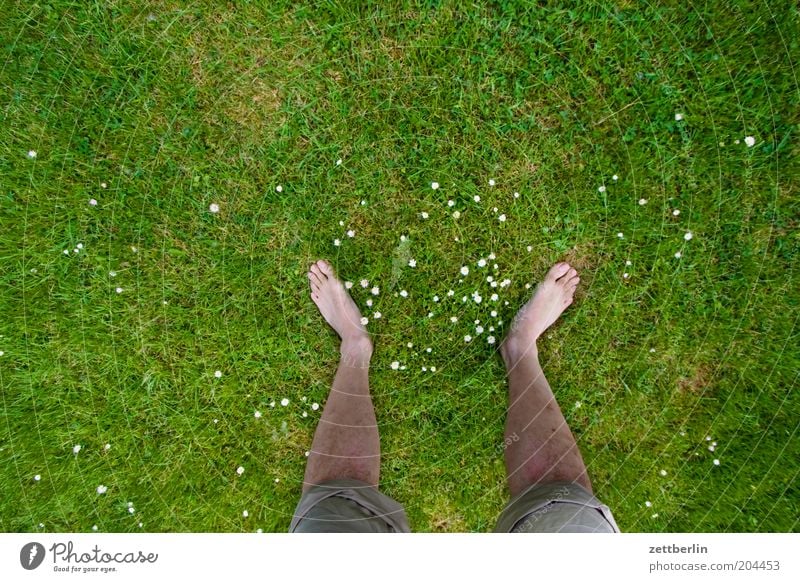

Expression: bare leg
xmin=303 ymin=259 xmax=379 ymax=492
xmin=499 ymin=262 xmax=592 ymax=497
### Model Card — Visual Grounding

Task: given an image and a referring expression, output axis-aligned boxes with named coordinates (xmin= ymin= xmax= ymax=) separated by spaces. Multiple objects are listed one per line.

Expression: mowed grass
xmin=1 ymin=0 xmax=798 ymax=533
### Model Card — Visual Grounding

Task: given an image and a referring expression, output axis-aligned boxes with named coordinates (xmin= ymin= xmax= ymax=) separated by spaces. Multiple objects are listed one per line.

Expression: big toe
xmin=316 ymin=259 xmax=335 ymax=278
xmin=546 ymin=262 xmax=572 ymax=282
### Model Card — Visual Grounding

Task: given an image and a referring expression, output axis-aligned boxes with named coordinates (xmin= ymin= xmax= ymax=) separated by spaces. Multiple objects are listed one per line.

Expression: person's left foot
xmin=307 ymin=259 xmax=372 ymax=353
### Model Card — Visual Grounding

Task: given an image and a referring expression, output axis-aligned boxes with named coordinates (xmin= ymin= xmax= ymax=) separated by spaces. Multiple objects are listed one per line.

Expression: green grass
xmin=1 ymin=0 xmax=798 ymax=533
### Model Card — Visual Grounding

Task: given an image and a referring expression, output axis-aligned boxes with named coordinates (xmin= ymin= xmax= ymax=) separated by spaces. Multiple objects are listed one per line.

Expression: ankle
xmin=340 ymin=335 xmax=373 ymax=365
xmin=500 ymin=335 xmax=538 ymax=366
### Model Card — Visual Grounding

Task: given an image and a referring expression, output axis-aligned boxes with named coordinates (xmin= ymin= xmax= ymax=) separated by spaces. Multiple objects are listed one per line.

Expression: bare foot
xmin=307 ymin=259 xmax=372 ymax=354
xmin=500 ymin=262 xmax=579 ymax=362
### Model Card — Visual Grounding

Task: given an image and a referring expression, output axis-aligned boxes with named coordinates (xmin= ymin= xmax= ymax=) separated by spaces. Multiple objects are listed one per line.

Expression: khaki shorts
xmin=290 ymin=479 xmax=619 ymax=533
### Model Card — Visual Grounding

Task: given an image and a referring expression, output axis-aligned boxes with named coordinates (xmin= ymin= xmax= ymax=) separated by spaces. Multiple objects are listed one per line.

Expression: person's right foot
xmin=500 ymin=262 xmax=579 ymax=361
xmin=307 ymin=259 xmax=372 ymax=355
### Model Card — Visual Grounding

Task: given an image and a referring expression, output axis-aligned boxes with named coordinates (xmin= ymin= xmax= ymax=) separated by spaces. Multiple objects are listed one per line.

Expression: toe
xmin=558 ymin=267 xmax=577 ymax=283
xmin=317 ymin=259 xmax=335 ymax=278
xmin=567 ymin=275 xmax=580 ymax=288
xmin=310 ymin=264 xmax=325 ymax=280
xmin=546 ymin=262 xmax=571 ymax=281
xmin=308 ymin=271 xmax=323 ymax=289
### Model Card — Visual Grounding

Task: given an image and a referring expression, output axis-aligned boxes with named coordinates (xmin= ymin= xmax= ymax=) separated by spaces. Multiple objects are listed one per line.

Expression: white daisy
xmin=97 ymin=485 xmax=108 ymax=494
xmin=366 ymin=299 xmax=373 ymax=307
xmin=400 ymin=290 xmax=408 ymax=298
xmin=237 ymin=466 xmax=245 ymax=475
xmin=488 ymin=179 xmax=496 ymax=186
xmin=311 ymin=403 xmax=319 ymax=411
xmin=674 ymin=113 xmax=683 ymax=121
xmin=275 ymin=185 xmax=283 ymax=192
xmin=89 ymin=198 xmax=98 ymax=206
xmin=427 ymin=312 xmax=434 ymax=318
xmin=612 ymin=174 xmax=619 ymax=181
xmin=491 ymin=293 xmax=499 ymax=301
xmin=360 ymin=279 xmax=369 ymax=288
xmin=73 ymin=444 xmax=81 ymax=454
xmin=617 ymin=232 xmax=624 ymax=238
xmin=104 ymin=443 xmax=111 ymax=451
xmin=674 ymin=251 xmax=682 ymax=258
xmin=447 ymin=290 xmax=454 ymax=296
xmin=477 ymin=259 xmax=486 ymax=267
xmin=490 ymin=310 xmax=497 ymax=317
xmin=27 ymin=150 xmax=37 ymax=159
xmin=472 ymin=293 xmax=482 ymax=304
xmin=254 ymin=411 xmax=262 ymax=419
xmin=421 ymin=212 xmax=429 ymax=219
xmin=447 ymin=199 xmax=455 ymax=207
xmin=659 ymin=469 xmax=667 ymax=476
xmin=476 ymin=326 xmax=484 ymax=334
xmin=513 ymin=192 xmax=520 ymax=198
xmin=432 ymin=295 xmax=439 ymax=302
xmin=450 ymin=316 xmax=458 ymax=323
xmin=391 ymin=361 xmax=400 ymax=370
xmin=34 ymin=474 xmax=41 ymax=481
xmin=713 ymin=459 xmax=720 ymax=466
xmin=598 ymin=185 xmax=606 ymax=193
xmin=684 ymin=231 xmax=693 ymax=241
xmin=347 ymin=230 xmax=355 ymax=238
xmin=214 ymin=370 xmax=222 ymax=378
xmin=487 ymin=336 xmax=496 ymax=344
xmin=345 ymin=281 xmax=353 ymax=289
xmin=242 ymin=510 xmax=249 ymax=518
xmin=430 ymin=366 xmax=436 ymax=372
xmin=460 ymin=266 xmax=469 ymax=276
xmin=101 ymin=182 xmax=107 ymax=189
xmin=498 ymin=214 xmax=506 ymax=222
xmin=464 ymin=335 xmax=472 ymax=342
xmin=336 ymin=159 xmax=342 ymax=166
xmin=488 ymin=253 xmax=496 ymax=260
xmin=373 ymin=311 xmax=381 ymax=319
xmin=626 ymin=260 xmax=632 ymax=266
xmin=623 ymin=273 xmax=630 ymax=279
xmin=209 ymin=203 xmax=220 ymax=213
xmin=526 ymin=245 xmax=532 ymax=252
xmin=408 ymin=259 xmax=416 ymax=267
xmin=744 ymin=136 xmax=755 ymax=147
xmin=673 ymin=209 xmax=680 ymax=216
xmin=473 ymin=195 xmax=480 ymax=202
xmin=371 ymin=286 xmax=380 ymax=296
xmin=452 ymin=210 xmax=460 ymax=219
xmin=645 ymin=501 xmax=652 ymax=508
xmin=280 ymin=398 xmax=289 ymax=406
xmin=426 ymin=347 xmax=432 ymax=353
xmin=431 ymin=182 xmax=439 ymax=190
xmin=115 ymin=287 xmax=123 ymax=294
xmin=638 ymin=198 xmax=647 ymax=205
xmin=333 ymin=239 xmax=341 ymax=246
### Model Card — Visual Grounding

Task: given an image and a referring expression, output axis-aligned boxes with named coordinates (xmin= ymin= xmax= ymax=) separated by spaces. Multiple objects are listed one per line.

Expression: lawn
xmin=1 ymin=0 xmax=798 ymax=533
